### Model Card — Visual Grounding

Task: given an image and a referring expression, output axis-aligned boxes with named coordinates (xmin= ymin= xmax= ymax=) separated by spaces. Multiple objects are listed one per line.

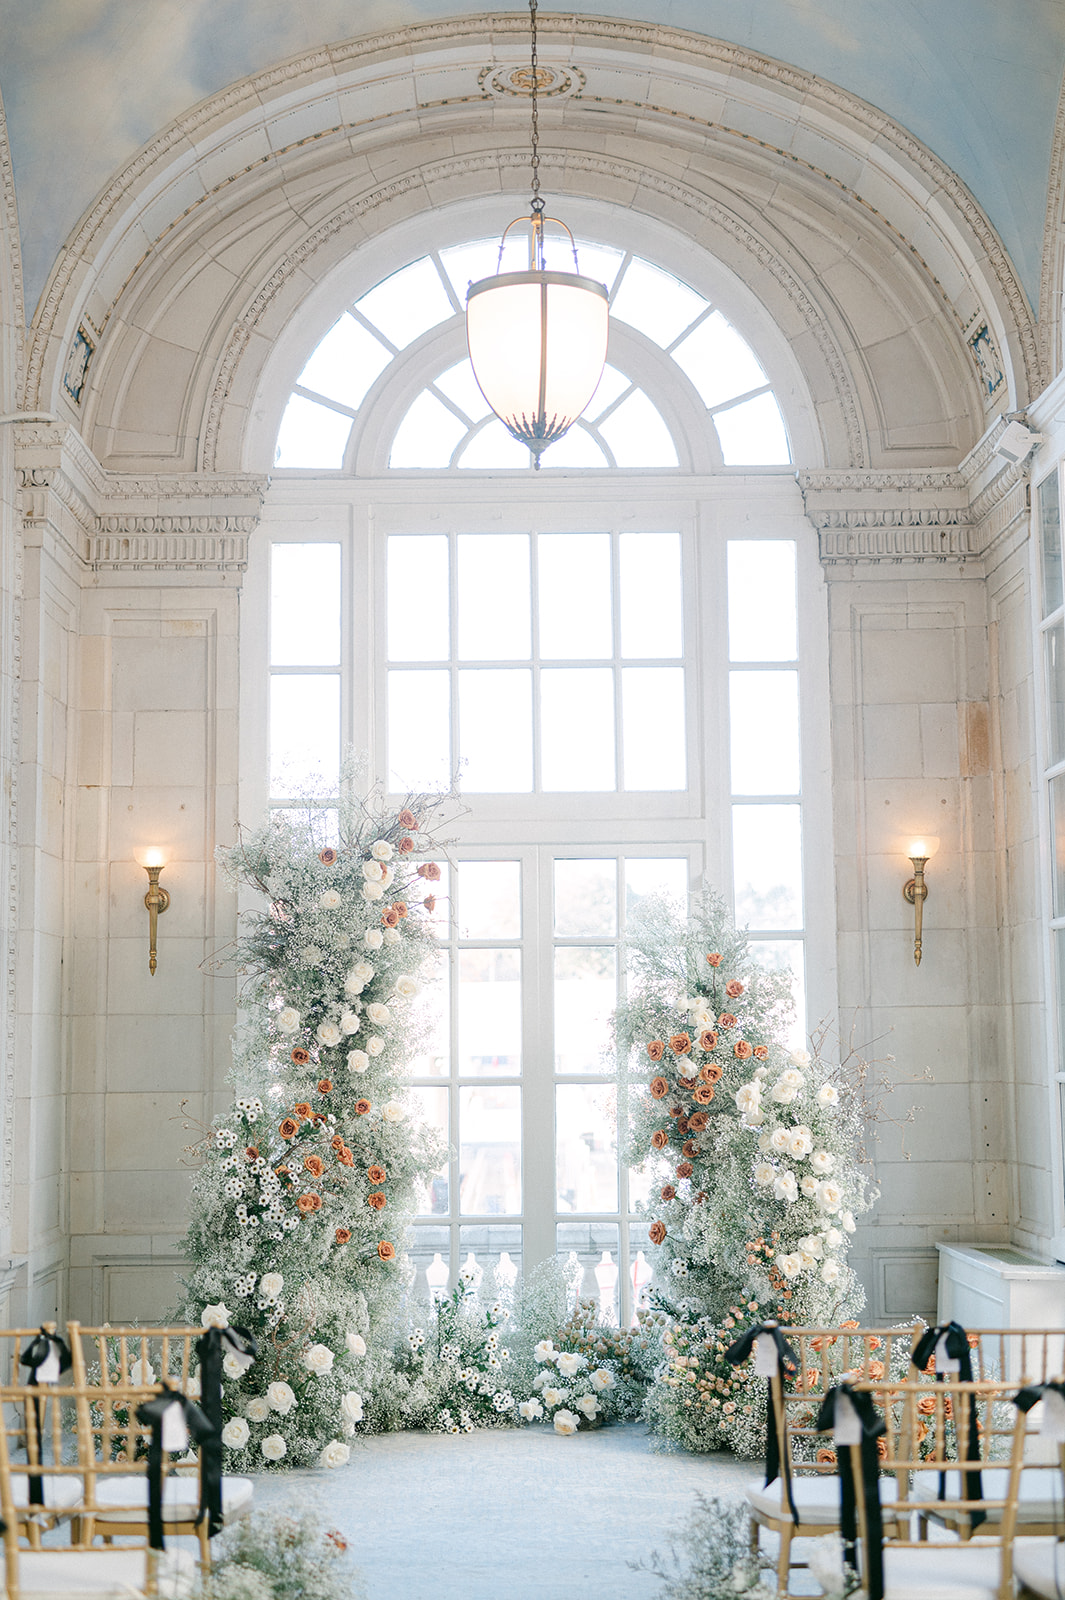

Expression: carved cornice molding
xmin=89 ymin=528 xmax=251 ymax=571
xmin=816 ymin=523 xmax=977 ymax=565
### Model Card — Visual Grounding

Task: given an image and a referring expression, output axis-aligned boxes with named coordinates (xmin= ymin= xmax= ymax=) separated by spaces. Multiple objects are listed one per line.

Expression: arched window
xmin=249 ymin=221 xmax=829 ymax=1320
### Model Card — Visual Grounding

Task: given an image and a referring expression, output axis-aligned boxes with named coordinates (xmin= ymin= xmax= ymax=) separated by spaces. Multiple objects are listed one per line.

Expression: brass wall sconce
xmin=902 ymin=837 xmax=938 ymax=967
xmin=137 ymin=848 xmax=170 ymax=975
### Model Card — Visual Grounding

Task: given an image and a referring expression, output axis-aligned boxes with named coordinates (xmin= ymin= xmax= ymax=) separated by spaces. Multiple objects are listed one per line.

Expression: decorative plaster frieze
xmin=816 ymin=525 xmax=977 ymax=565
xmin=89 ymin=529 xmax=250 ymax=571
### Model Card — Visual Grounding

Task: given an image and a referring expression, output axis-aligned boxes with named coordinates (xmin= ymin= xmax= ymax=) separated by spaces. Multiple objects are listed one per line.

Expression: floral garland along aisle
xmin=614 ymin=892 xmax=874 ymax=1457
xmin=179 ymin=786 xmax=449 ymax=1468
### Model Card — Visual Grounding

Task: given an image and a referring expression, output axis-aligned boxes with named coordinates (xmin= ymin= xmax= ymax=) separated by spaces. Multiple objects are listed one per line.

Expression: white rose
xmin=769 ymin=1128 xmax=790 ymax=1154
xmin=821 ymin=1259 xmax=842 ymax=1285
xmin=364 ymin=928 xmax=383 ymax=950
xmin=575 ymin=1394 xmax=600 ymax=1419
xmin=260 ymin=1273 xmax=284 ymax=1298
xmin=367 ymin=1002 xmax=391 ymax=1026
xmin=382 ymin=927 xmax=400 ymax=945
xmin=800 ymin=1175 xmax=820 ymax=1197
xmin=534 ymin=1340 xmax=556 ymax=1363
xmin=276 ymin=1008 xmax=300 ymax=1034
xmin=788 ymin=1049 xmax=812 ymax=1068
xmin=810 ymin=1150 xmax=835 ymax=1175
xmin=788 ymin=1128 xmax=813 ymax=1159
xmin=754 ymin=1065 xmax=769 ymax=1080
xmin=735 ymin=1084 xmax=761 ymax=1113
xmin=304 ymin=1343 xmax=335 ymax=1376
xmin=553 ymin=1409 xmax=579 ymax=1436
xmin=222 ymin=1418 xmax=250 ymax=1448
xmin=246 ymin=1397 xmax=270 ymax=1423
xmin=130 ymin=1359 xmax=156 ymax=1386
xmin=591 ymin=1368 xmax=615 ymax=1391
xmin=367 ymin=1036 xmax=385 ymax=1057
xmin=341 ymin=1390 xmax=364 ymax=1426
xmin=346 ymin=1333 xmax=367 ymax=1358
xmin=817 ymin=1083 xmax=840 ymax=1106
xmin=362 ymin=860 xmax=385 ymax=882
xmin=347 ymin=1049 xmax=369 ymax=1073
xmin=371 ymin=840 xmax=394 ymax=861
xmin=186 ymin=1374 xmax=201 ymax=1400
xmin=316 ymin=1022 xmax=342 ymax=1049
xmin=757 ymin=1131 xmax=772 ymax=1152
xmin=773 ymin=1171 xmax=799 ymax=1204
xmin=532 ymin=1370 xmax=553 ymax=1390
xmin=825 ymin=1227 xmax=844 ymax=1249
xmin=744 ymin=1109 xmax=766 ymax=1128
xmin=797 ymin=1234 xmax=823 ymax=1259
xmin=779 ymin=1068 xmax=806 ymax=1088
xmin=267 ymin=1381 xmax=296 ymax=1415
xmin=260 ymin=1434 xmax=287 ymax=1462
xmin=394 ymin=975 xmax=419 ymax=999
xmin=519 ymin=1399 xmax=544 ymax=1421
xmin=754 ymin=1163 xmax=775 ymax=1187
xmin=770 ymin=1082 xmax=798 ymax=1105
xmin=222 ymin=1352 xmax=244 ymax=1379
xmin=556 ymin=1351 xmax=587 ymax=1377
xmin=200 ymin=1303 xmax=230 ymax=1330
xmin=344 ymin=972 xmax=366 ymax=997
xmin=841 ymin=1210 xmax=857 ymax=1233
xmin=318 ymin=890 xmax=342 ymax=911
xmin=777 ymin=1252 xmax=804 ymax=1280
xmin=362 ymin=883 xmax=384 ymax=902
xmin=542 ymin=1387 xmax=567 ymax=1409
xmin=340 ymin=1010 xmax=360 ymax=1035
xmin=320 ymin=1440 xmax=351 ymax=1468
xmin=817 ymin=1180 xmax=843 ymax=1214
xmin=382 ymin=1100 xmax=405 ymax=1122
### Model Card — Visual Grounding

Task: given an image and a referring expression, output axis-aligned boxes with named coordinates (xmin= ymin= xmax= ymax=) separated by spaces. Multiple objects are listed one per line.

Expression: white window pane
xmin=270 ymin=674 xmax=339 ymax=795
xmin=619 ymin=532 xmax=682 ymax=657
xmin=458 ymin=420 xmax=531 ymax=469
xmin=598 ymin=390 xmax=679 ymax=468
xmin=389 ymin=391 xmax=467 ymax=468
xmin=538 ymin=425 xmax=608 ymax=469
xmin=434 ymin=359 xmax=492 ymax=421
xmin=585 ymin=363 xmax=632 ymax=420
xmin=728 ymin=541 xmax=797 ymax=661
xmin=274 ymin=395 xmax=352 ymax=469
xmin=459 ymin=1086 xmax=522 ymax=1216
xmin=458 ymin=861 xmax=521 ymax=940
xmin=388 ymin=669 xmax=450 ymax=791
xmin=730 ymin=672 xmax=800 ymax=795
xmin=555 ymin=860 xmax=617 ymax=937
xmin=458 ymin=669 xmax=533 ymax=791
xmin=555 ymin=947 xmax=617 ymax=1076
xmin=271 ymin=807 xmax=339 ymax=851
xmin=541 ymin=668 xmax=616 ymax=791
xmin=573 ymin=240 xmax=625 ymax=291
xmin=671 ymin=311 xmax=768 ymax=409
xmin=624 ymin=858 xmax=688 ymax=916
xmin=457 ymin=535 xmax=530 ymax=659
xmin=388 ymin=535 xmax=448 ymax=661
xmin=733 ymin=804 xmax=803 ymax=929
xmin=459 ymin=949 xmax=521 ymax=1076
xmin=556 ymin=1085 xmax=618 ymax=1212
xmin=410 ymin=1087 xmax=450 ymax=1215
xmin=610 ymin=258 xmax=706 ymax=347
xmin=715 ymin=392 xmax=791 ymax=465
xmin=747 ymin=940 xmax=807 ymax=1051
xmin=622 ymin=668 xmax=686 ymax=790
xmin=355 ymin=257 xmax=455 ymax=349
xmin=270 ymin=544 xmax=340 ymax=666
xmin=439 ymin=237 xmax=527 ymax=301
xmin=410 ymin=969 xmax=449 ymax=1077
xmin=538 ymin=534 xmax=612 ymax=659
xmin=297 ymin=313 xmax=391 ymax=410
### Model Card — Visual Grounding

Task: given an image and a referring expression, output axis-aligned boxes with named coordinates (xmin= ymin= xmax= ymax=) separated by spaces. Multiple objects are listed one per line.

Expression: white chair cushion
xmin=15 ymin=1545 xmax=196 ymax=1598
xmin=9 ymin=1473 xmax=84 ymax=1511
xmin=91 ymin=1473 xmax=253 ymax=1522
xmin=881 ymin=1542 xmax=1002 ymax=1600
xmin=912 ymin=1466 xmax=1064 ymax=1522
xmin=747 ymin=1474 xmax=899 ymax=1527
xmin=1012 ymin=1536 xmax=1065 ymax=1598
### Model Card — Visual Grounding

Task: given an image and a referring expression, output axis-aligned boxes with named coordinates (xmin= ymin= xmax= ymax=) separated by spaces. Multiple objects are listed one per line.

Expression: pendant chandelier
xmin=465 ymin=0 xmax=609 ymax=469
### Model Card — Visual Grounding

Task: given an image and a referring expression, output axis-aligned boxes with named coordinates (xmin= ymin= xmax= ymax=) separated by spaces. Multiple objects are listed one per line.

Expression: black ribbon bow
xmin=18 ymin=1328 xmax=71 ymax=1507
xmin=135 ymin=1385 xmax=215 ymax=1550
xmin=910 ymin=1320 xmax=985 ymax=1531
xmin=725 ymin=1322 xmax=799 ymax=1524
xmin=817 ymin=1382 xmax=886 ymax=1600
xmin=194 ymin=1323 xmax=256 ymax=1538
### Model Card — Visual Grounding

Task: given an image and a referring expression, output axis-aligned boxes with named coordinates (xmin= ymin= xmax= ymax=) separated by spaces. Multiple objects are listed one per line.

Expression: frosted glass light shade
xmin=466 ymin=270 xmax=609 ymax=463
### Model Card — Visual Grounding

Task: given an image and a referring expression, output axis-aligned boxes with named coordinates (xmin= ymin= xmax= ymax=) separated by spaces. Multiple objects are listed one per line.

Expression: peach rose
xmin=355 ymin=1099 xmax=372 ymax=1116
xmin=335 ymin=1228 xmax=352 ymax=1244
xmin=680 ymin=1140 xmax=697 ymax=1158
xmin=297 ymin=1192 xmax=322 ymax=1214
xmin=648 ymin=1221 xmax=667 ymax=1245
xmin=368 ymin=1165 xmax=386 ymax=1184
xmin=338 ymin=1147 xmax=355 ymax=1167
xmin=706 ymin=953 xmax=722 ymax=967
xmin=397 ymin=810 xmax=418 ymax=830
xmin=693 ymin=1084 xmax=715 ymax=1104
xmin=689 ymin=1111 xmax=709 ymax=1131
xmin=417 ymin=862 xmax=441 ymax=881
xmin=381 ymin=907 xmax=400 ymax=928
xmin=319 ymin=848 xmax=338 ymax=865
xmin=725 ymin=980 xmax=745 ymax=999
xmin=331 ymin=1135 xmax=344 ymax=1151
xmin=717 ymin=1012 xmax=737 ymax=1030
xmin=245 ymin=1146 xmax=259 ymax=1160
xmin=291 ymin=1049 xmax=310 ymax=1066
xmin=304 ymin=1155 xmax=325 ymax=1178
xmin=650 ymin=1076 xmax=669 ymax=1099
xmin=816 ymin=1448 xmax=837 ymax=1466
xmin=393 ymin=901 xmax=408 ymax=918
xmin=669 ymin=1033 xmax=692 ymax=1056
xmin=279 ymin=1118 xmax=299 ymax=1140
xmin=423 ymin=895 xmax=436 ymax=913
xmin=318 ymin=1079 xmax=334 ymax=1094
xmin=734 ymin=1040 xmax=753 ymax=1060
xmin=275 ymin=1164 xmax=291 ymax=1179
xmin=676 ymin=1161 xmax=694 ymax=1179
xmin=677 ymin=1075 xmax=697 ymax=1091
xmin=294 ymin=1102 xmax=313 ymax=1119
xmin=397 ymin=837 xmax=414 ymax=854
xmin=676 ymin=1115 xmax=690 ymax=1135
xmin=368 ymin=1191 xmax=387 ymax=1211
xmin=651 ymin=1130 xmax=669 ymax=1151
xmin=647 ymin=1040 xmax=666 ymax=1062
xmin=377 ymin=1241 xmax=396 ymax=1261
xmin=701 ymin=1063 xmax=723 ymax=1084
xmin=916 ymin=1394 xmax=936 ymax=1415
xmin=661 ymin=1184 xmax=676 ymax=1201
xmin=698 ymin=1030 xmax=718 ymax=1051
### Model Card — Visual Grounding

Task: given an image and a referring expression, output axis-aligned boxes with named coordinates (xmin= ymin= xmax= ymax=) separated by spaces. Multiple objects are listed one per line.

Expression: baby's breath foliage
xmin=178 ymin=777 xmax=451 ymax=1467
xmin=203 ymin=1506 xmax=363 ymax=1600
xmin=631 ymin=1493 xmax=772 ymax=1600
xmin=393 ymin=1265 xmax=523 ymax=1434
xmin=614 ymin=892 xmax=873 ymax=1457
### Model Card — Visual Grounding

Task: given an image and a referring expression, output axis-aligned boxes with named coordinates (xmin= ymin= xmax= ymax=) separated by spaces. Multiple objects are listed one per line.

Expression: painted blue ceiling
xmin=2 ymin=1 xmax=1063 ymax=318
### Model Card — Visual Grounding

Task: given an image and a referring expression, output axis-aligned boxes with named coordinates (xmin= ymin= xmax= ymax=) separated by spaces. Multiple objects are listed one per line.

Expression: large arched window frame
xmin=240 ymin=205 xmax=836 ymax=1321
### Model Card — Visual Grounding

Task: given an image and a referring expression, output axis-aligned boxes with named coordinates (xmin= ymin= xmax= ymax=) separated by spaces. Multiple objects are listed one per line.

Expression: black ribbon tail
xmin=18 ymin=1329 xmax=72 ymax=1509
xmin=195 ymin=1324 xmax=255 ymax=1538
xmin=911 ymin=1321 xmax=985 ymax=1531
xmin=725 ymin=1322 xmax=798 ymax=1525
xmin=136 ymin=1388 xmax=216 ymax=1553
xmin=817 ymin=1384 xmax=885 ymax=1600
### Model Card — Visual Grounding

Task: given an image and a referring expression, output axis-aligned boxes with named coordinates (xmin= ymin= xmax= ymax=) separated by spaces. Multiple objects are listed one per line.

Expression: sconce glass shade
xmin=466 ymin=269 xmax=609 ymax=465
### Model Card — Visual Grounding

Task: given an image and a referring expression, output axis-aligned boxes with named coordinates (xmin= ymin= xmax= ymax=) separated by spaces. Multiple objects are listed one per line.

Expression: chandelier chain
xmin=529 ymin=0 xmax=543 ymax=216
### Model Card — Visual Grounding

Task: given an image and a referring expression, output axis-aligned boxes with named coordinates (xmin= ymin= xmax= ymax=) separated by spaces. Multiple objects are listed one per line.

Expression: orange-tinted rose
xmin=840 ymin=1320 xmax=860 ymax=1329
xmin=355 ymin=1099 xmax=371 ymax=1116
xmin=338 ymin=1147 xmax=355 ymax=1168
xmin=397 ymin=809 xmax=418 ymax=830
xmin=423 ymin=895 xmax=436 ymax=913
xmin=294 ymin=1102 xmax=313 ymax=1119
xmin=669 ymin=1033 xmax=692 ymax=1056
xmin=753 ymin=1045 xmax=769 ymax=1061
xmin=279 ymin=1118 xmax=299 ymax=1140
xmin=245 ymin=1146 xmax=259 ymax=1160
xmin=381 ymin=907 xmax=400 ymax=928
xmin=916 ymin=1394 xmax=936 ymax=1415
xmin=651 ymin=1130 xmax=669 ymax=1150
xmin=816 ymin=1448 xmax=837 ymax=1466
xmin=701 ymin=1063 xmax=723 ymax=1084
xmin=368 ymin=1165 xmax=387 ymax=1184
xmin=377 ymin=1241 xmax=396 ymax=1261
xmin=717 ymin=1012 xmax=737 ymax=1030
xmin=368 ymin=1191 xmax=387 ymax=1210
xmin=418 ymin=862 xmax=441 ymax=881
xmin=319 ymin=847 xmax=338 ymax=865
xmin=725 ymin=980 xmax=745 ymax=999
xmin=734 ymin=1040 xmax=753 ymax=1060
xmin=647 ymin=1040 xmax=666 ymax=1062
xmin=706 ymin=953 xmax=722 ymax=967
xmin=698 ymin=1030 xmax=718 ymax=1051
xmin=661 ymin=1184 xmax=676 ymax=1201
xmin=668 ymin=1104 xmax=682 ymax=1118
xmin=876 ymin=1438 xmax=888 ymax=1462
xmin=689 ymin=1112 xmax=709 ymax=1131
xmin=676 ymin=1116 xmax=690 ymax=1135
xmin=693 ymin=1084 xmax=715 ymax=1105
xmin=297 ymin=1192 xmax=322 ymax=1214
xmin=291 ymin=1048 xmax=310 ymax=1066
xmin=335 ymin=1228 xmax=352 ymax=1244
xmin=682 ymin=1139 xmax=698 ymax=1157
xmin=676 ymin=1161 xmax=693 ymax=1179
xmin=648 ymin=1221 xmax=667 ymax=1245
xmin=677 ymin=1075 xmax=697 ymax=1091
xmin=650 ymin=1076 xmax=669 ymax=1099
xmin=397 ymin=837 xmax=414 ymax=854
xmin=275 ymin=1165 xmax=291 ymax=1179
xmin=318 ymin=1079 xmax=333 ymax=1094
xmin=393 ymin=901 xmax=408 ymax=918
xmin=304 ymin=1155 xmax=325 ymax=1178
xmin=331 ymin=1134 xmax=345 ymax=1151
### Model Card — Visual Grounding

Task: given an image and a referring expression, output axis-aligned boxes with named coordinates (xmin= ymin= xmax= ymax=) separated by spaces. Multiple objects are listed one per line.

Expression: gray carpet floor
xmin=250 ymin=1422 xmax=765 ymax=1599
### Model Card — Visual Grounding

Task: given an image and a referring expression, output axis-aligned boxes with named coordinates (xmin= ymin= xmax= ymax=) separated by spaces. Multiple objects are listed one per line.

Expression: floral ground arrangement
xmin=614 ymin=892 xmax=875 ymax=1458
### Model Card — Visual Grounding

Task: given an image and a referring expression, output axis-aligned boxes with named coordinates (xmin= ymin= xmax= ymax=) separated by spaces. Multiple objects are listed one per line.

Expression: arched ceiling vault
xmin=22 ymin=17 xmax=1033 ymax=473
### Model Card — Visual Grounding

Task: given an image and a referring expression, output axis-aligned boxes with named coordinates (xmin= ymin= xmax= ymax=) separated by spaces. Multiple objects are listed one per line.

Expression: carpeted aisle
xmin=251 ymin=1422 xmax=763 ymax=1599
